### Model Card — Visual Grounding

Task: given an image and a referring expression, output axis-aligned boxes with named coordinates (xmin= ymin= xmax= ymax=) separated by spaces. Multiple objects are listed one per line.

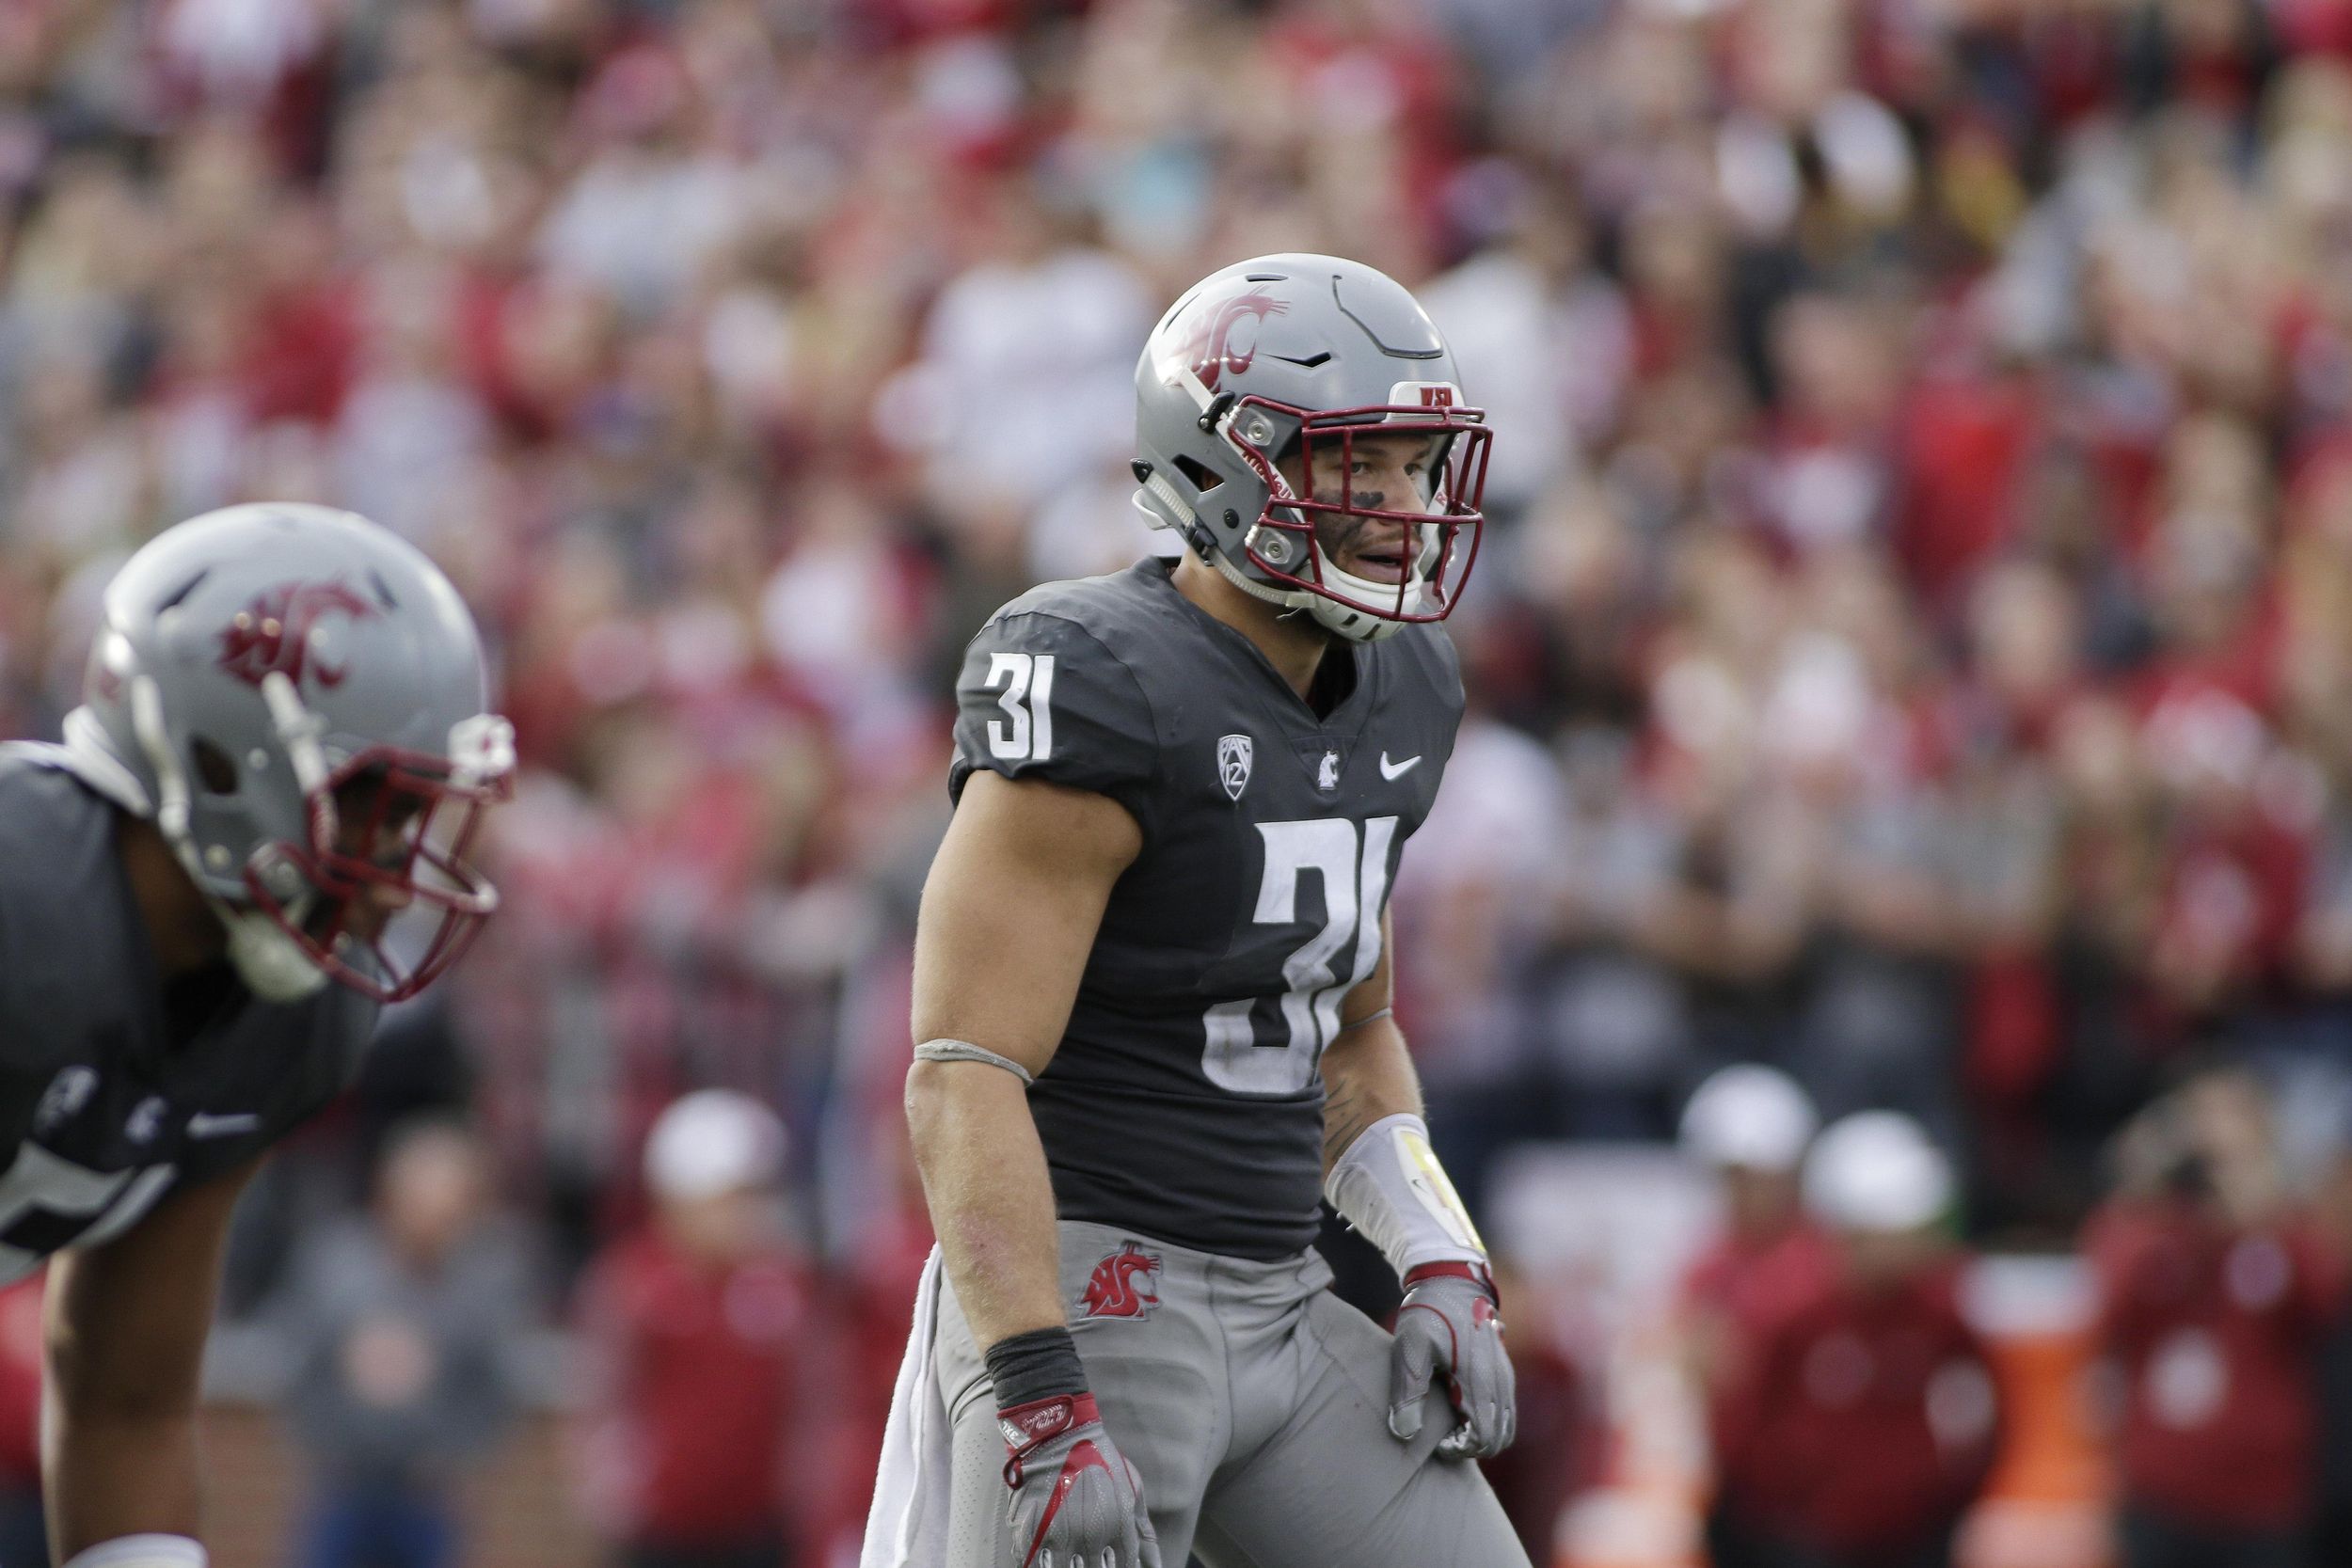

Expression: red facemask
xmin=240 ymin=744 xmax=510 ymax=1005
xmin=1220 ymin=394 xmax=1494 ymax=624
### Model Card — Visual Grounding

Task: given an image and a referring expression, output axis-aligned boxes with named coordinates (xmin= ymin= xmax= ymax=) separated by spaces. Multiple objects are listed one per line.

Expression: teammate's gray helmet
xmin=1131 ymin=253 xmax=1493 ymax=642
xmin=61 ymin=503 xmax=514 ymax=1005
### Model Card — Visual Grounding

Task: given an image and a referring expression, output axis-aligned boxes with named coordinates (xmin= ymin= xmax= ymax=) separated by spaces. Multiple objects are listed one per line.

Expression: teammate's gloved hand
xmin=999 ymin=1390 xmax=1163 ymax=1568
xmin=1388 ymin=1259 xmax=1516 ymax=1460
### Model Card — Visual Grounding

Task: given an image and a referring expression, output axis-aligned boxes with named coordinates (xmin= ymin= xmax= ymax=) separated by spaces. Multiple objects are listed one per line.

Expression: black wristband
xmin=985 ymin=1325 xmax=1089 ymax=1408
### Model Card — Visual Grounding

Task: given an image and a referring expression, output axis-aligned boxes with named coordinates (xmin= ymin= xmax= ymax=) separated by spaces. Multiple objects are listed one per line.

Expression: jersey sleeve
xmin=948 ymin=610 xmax=1160 ymax=835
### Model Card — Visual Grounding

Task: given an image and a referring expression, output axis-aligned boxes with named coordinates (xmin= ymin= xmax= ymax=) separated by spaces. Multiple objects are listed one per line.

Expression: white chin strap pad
xmin=63 ymin=1536 xmax=208 ymax=1568
xmin=222 ymin=909 xmax=330 ymax=1002
xmin=1205 ymin=542 xmax=1414 ymax=645
xmin=1325 ymin=1113 xmax=1487 ymax=1275
xmin=1303 ymin=553 xmax=1419 ymax=643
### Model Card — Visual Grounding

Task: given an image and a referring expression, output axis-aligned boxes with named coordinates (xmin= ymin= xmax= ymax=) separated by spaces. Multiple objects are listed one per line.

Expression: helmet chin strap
xmin=1147 ymin=466 xmax=1422 ymax=645
xmin=127 ymin=673 xmax=329 ymax=1003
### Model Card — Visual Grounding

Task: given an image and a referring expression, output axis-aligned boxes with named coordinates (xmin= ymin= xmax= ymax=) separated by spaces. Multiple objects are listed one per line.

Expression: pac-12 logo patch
xmin=1217 ymin=734 xmax=1253 ymax=801
xmin=1317 ymin=750 xmax=1341 ymax=791
xmin=1079 ymin=1242 xmax=1163 ymax=1320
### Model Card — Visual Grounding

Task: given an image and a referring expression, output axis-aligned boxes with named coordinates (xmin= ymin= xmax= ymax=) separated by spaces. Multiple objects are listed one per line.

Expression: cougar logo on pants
xmin=1079 ymin=1243 xmax=1163 ymax=1320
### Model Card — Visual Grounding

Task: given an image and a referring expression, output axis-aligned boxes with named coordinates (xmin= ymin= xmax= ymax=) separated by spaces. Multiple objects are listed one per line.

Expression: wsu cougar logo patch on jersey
xmin=218 ymin=580 xmax=379 ymax=691
xmin=1079 ymin=1242 xmax=1163 ymax=1321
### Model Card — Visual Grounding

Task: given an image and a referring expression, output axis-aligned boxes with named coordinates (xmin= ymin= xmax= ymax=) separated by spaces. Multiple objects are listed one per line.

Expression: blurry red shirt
xmin=0 ymin=1275 xmax=40 ymax=1488
xmin=1714 ymin=1259 xmax=2002 ymax=1558
xmin=1682 ymin=1221 xmax=1838 ymax=1354
xmin=582 ymin=1230 xmax=808 ymax=1547
xmin=2087 ymin=1199 xmax=2346 ymax=1529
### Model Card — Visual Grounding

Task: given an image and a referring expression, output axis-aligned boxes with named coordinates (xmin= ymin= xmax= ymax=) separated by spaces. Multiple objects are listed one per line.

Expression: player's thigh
xmin=934 ymin=1272 xmax=1221 ymax=1566
xmin=1192 ymin=1290 xmax=1529 ymax=1568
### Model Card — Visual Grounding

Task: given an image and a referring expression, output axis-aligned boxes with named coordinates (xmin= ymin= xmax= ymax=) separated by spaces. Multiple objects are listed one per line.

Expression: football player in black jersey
xmin=0 ymin=504 xmax=510 ymax=1568
xmin=866 ymin=256 xmax=1526 ymax=1568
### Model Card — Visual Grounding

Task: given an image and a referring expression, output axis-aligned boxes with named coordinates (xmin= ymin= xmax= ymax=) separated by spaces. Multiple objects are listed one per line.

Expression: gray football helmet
xmin=60 ymin=503 xmax=514 ymax=1004
xmin=1132 ymin=253 xmax=1492 ymax=642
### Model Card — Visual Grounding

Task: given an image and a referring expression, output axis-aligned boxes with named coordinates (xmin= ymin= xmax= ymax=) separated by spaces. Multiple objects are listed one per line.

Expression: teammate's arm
xmin=43 ymin=1159 xmax=260 ymax=1567
xmin=905 ymin=768 xmax=1141 ymax=1344
xmin=1320 ymin=911 xmax=1518 ymax=1460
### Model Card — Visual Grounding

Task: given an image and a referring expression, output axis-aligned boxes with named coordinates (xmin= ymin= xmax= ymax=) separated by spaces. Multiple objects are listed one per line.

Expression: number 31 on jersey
xmin=983 ymin=653 xmax=1056 ymax=762
xmin=1204 ymin=816 xmax=1397 ymax=1095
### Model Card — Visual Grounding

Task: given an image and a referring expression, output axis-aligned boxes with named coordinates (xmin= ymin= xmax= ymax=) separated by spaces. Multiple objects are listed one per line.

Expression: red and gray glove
xmin=998 ymin=1390 xmax=1162 ymax=1568
xmin=1388 ymin=1259 xmax=1516 ymax=1460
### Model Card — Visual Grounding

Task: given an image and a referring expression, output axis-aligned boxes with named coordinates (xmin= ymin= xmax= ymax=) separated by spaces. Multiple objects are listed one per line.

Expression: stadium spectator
xmin=274 ymin=1119 xmax=532 ymax=1568
xmin=1677 ymin=1066 xmax=1832 ymax=1405
xmin=579 ymin=1089 xmax=811 ymax=1568
xmin=1710 ymin=1113 xmax=2001 ymax=1568
xmin=0 ymin=1274 xmax=44 ymax=1568
xmin=2088 ymin=1069 xmax=2348 ymax=1568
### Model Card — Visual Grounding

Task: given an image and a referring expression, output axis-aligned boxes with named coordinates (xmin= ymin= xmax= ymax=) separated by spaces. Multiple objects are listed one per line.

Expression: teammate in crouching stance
xmin=0 ymin=504 xmax=512 ymax=1568
xmin=866 ymin=255 xmax=1525 ymax=1568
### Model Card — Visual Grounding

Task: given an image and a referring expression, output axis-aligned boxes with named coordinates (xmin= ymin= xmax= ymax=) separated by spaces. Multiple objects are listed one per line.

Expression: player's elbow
xmin=903 ymin=1053 xmax=1028 ymax=1153
xmin=903 ymin=1055 xmax=954 ymax=1148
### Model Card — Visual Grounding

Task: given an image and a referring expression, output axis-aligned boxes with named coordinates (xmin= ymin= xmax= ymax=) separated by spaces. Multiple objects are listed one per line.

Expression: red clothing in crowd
xmin=581 ymin=1229 xmax=811 ymax=1550
xmin=0 ymin=1275 xmax=40 ymax=1491
xmin=2087 ymin=1199 xmax=2347 ymax=1531
xmin=1713 ymin=1260 xmax=2002 ymax=1560
xmin=1682 ymin=1221 xmax=1839 ymax=1351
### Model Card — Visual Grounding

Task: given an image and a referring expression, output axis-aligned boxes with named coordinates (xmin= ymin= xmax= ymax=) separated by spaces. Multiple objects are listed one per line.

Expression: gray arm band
xmin=914 ymin=1038 xmax=1036 ymax=1085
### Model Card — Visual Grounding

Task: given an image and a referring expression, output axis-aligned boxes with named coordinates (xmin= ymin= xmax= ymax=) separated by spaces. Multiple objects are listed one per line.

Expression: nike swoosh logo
xmin=1379 ymin=752 xmax=1422 ymax=781
xmin=185 ymin=1112 xmax=261 ymax=1139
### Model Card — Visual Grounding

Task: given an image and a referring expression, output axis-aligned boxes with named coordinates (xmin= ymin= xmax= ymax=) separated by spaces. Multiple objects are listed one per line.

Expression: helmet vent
xmin=155 ymin=570 xmax=208 ymax=613
xmin=1245 ymin=273 xmax=1287 ymax=282
xmin=190 ymin=737 xmax=238 ymax=796
xmin=367 ymin=569 xmax=400 ymax=610
xmin=1268 ymin=352 xmax=1331 ymax=369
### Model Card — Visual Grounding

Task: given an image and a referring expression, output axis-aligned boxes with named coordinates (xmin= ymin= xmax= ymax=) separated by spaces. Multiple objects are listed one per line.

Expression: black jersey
xmin=949 ymin=558 xmax=1463 ymax=1259
xmin=0 ymin=746 xmax=376 ymax=1281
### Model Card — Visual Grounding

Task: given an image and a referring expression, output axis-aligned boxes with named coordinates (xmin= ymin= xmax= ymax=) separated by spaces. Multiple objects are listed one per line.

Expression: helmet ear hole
xmin=190 ymin=737 xmax=239 ymax=796
xmin=1172 ymin=455 xmax=1223 ymax=494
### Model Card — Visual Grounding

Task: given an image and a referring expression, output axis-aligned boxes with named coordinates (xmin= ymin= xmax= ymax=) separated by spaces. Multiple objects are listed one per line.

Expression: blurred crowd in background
xmin=15 ymin=0 xmax=2352 ymax=1562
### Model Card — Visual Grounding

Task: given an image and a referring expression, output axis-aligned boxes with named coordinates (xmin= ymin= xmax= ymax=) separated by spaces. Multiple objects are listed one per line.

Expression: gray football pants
xmin=935 ymin=1219 xmax=1531 ymax=1568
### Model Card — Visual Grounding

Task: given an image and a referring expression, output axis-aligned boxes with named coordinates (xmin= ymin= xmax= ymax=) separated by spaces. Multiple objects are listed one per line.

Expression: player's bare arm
xmin=906 ymin=768 xmax=1141 ymax=1342
xmin=905 ymin=767 xmax=1160 ymax=1567
xmin=43 ymin=1158 xmax=258 ymax=1563
xmin=1319 ymin=910 xmax=1423 ymax=1170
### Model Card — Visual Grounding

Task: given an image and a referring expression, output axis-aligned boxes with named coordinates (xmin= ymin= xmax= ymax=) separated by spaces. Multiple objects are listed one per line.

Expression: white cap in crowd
xmin=644 ymin=1089 xmax=787 ymax=1204
xmin=1679 ymin=1065 xmax=1819 ymax=1173
xmin=1804 ymin=1111 xmax=1953 ymax=1233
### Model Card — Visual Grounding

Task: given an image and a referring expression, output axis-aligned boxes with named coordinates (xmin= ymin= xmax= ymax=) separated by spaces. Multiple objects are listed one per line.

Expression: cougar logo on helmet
xmin=218 ymin=581 xmax=379 ymax=691
xmin=1079 ymin=1243 xmax=1163 ymax=1320
xmin=1176 ymin=287 xmax=1288 ymax=393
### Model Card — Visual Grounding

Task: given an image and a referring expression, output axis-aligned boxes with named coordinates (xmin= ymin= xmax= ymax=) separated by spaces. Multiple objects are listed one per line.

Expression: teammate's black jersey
xmin=950 ymin=558 xmax=1463 ymax=1259
xmin=0 ymin=746 xmax=376 ymax=1282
